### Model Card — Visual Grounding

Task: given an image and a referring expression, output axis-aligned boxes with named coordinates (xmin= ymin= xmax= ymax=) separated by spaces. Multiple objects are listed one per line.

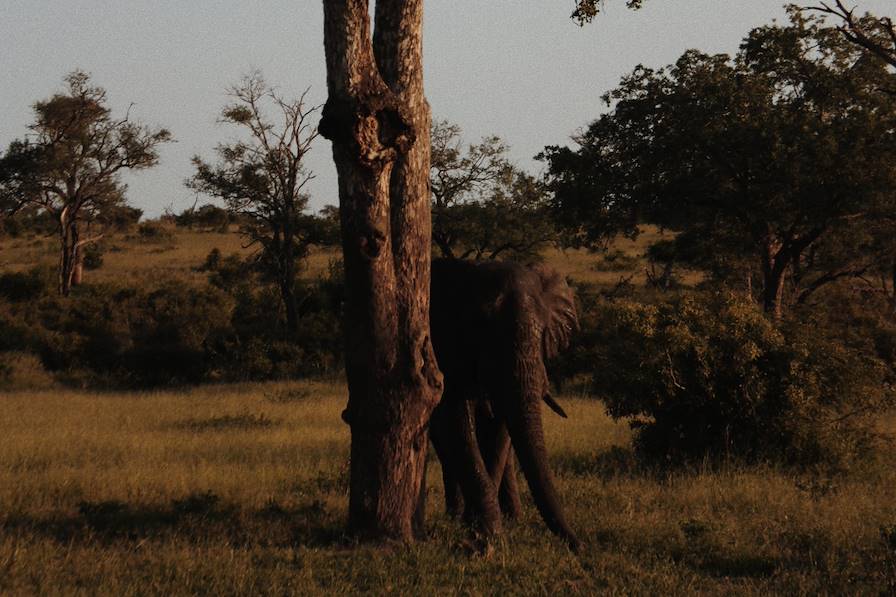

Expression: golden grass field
xmin=0 ymin=227 xmax=337 ymax=287
xmin=0 ymin=383 xmax=894 ymax=594
xmin=1 ymin=226 xmax=895 ymax=594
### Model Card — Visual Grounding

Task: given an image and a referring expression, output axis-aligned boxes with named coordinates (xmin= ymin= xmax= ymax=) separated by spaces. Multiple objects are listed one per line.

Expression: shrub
xmin=0 ymin=351 xmax=55 ymax=390
xmin=82 ymin=243 xmax=104 ymax=270
xmin=593 ymin=249 xmax=640 ymax=272
xmin=588 ymin=292 xmax=891 ymax=468
xmin=0 ymin=266 xmax=53 ymax=302
xmin=137 ymin=221 xmax=175 ymax=242
xmin=174 ymin=204 xmax=231 ymax=231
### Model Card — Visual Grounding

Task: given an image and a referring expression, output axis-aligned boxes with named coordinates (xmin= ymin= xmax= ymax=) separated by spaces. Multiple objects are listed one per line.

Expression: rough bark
xmin=890 ymin=260 xmax=896 ymax=317
xmin=59 ymin=215 xmax=78 ymax=296
xmin=320 ymin=0 xmax=443 ymax=542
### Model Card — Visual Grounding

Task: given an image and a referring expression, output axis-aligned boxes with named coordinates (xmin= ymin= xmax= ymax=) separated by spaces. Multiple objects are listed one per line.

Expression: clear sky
xmin=1 ymin=1 xmax=892 ymax=216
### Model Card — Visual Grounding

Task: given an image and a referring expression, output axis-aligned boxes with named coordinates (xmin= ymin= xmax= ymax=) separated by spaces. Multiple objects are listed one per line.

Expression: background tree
xmin=189 ymin=73 xmax=322 ymax=334
xmin=542 ymin=11 xmax=896 ymax=319
xmin=572 ymin=0 xmax=644 ymax=24
xmin=430 ymin=120 xmax=556 ymax=261
xmin=0 ymin=71 xmax=171 ymax=295
xmin=804 ymin=1 xmax=896 ymax=69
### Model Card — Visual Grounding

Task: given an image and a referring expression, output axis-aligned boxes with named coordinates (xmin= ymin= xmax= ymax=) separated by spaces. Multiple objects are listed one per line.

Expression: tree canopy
xmin=430 ymin=120 xmax=556 ymax=261
xmin=805 ymin=0 xmax=896 ymax=70
xmin=542 ymin=10 xmax=896 ymax=318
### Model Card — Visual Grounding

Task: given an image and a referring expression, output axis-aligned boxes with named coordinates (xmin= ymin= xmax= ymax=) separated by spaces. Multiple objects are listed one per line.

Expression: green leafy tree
xmin=430 ymin=120 xmax=556 ymax=261
xmin=189 ymin=73 xmax=322 ymax=333
xmin=0 ymin=71 xmax=171 ymax=295
xmin=590 ymin=292 xmax=890 ymax=467
xmin=542 ymin=11 xmax=896 ymax=319
xmin=572 ymin=0 xmax=645 ymax=24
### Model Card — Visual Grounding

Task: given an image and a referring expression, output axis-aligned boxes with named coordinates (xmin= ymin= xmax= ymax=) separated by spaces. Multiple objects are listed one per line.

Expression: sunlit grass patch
xmin=170 ymin=412 xmax=279 ymax=432
xmin=0 ymin=382 xmax=894 ymax=593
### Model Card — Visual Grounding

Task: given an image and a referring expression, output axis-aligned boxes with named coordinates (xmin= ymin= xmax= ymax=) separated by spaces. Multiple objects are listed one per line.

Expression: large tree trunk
xmin=320 ymin=0 xmax=443 ymax=542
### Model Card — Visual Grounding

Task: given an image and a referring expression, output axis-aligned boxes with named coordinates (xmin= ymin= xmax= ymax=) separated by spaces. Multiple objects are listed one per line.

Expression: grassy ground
xmin=0 ymin=226 xmax=340 ymax=286
xmin=1 ymin=381 xmax=894 ymax=595
xmin=2 ymin=225 xmax=894 ymax=593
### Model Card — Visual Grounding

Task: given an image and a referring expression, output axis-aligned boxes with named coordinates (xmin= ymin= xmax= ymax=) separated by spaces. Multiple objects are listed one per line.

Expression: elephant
xmin=423 ymin=258 xmax=580 ymax=552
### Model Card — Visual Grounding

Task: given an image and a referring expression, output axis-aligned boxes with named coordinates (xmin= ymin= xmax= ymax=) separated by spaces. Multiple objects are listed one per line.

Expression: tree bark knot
xmin=319 ymin=91 xmax=415 ymax=167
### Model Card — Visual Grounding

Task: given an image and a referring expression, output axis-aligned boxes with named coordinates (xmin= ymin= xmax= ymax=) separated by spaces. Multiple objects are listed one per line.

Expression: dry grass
xmin=0 ymin=224 xmax=692 ymax=290
xmin=1 ymin=382 xmax=894 ymax=594
xmin=544 ymin=227 xmax=703 ymax=289
xmin=0 ymin=227 xmax=340 ymax=286
xmin=2 ymin=226 xmax=893 ymax=593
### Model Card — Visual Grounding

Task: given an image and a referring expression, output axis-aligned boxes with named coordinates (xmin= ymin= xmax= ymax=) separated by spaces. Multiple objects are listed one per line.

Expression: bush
xmin=0 ymin=255 xmax=344 ymax=388
xmin=0 ymin=280 xmax=235 ymax=387
xmin=0 ymin=351 xmax=55 ymax=390
xmin=137 ymin=221 xmax=175 ymax=242
xmin=587 ymin=292 xmax=891 ymax=469
xmin=0 ymin=266 xmax=53 ymax=302
xmin=82 ymin=243 xmax=104 ymax=270
xmin=593 ymin=249 xmax=640 ymax=272
xmin=174 ymin=204 xmax=231 ymax=231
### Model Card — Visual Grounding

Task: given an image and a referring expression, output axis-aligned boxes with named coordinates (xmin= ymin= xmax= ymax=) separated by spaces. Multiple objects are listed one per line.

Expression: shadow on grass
xmin=2 ymin=491 xmax=345 ymax=548
xmin=690 ymin=553 xmax=778 ymax=578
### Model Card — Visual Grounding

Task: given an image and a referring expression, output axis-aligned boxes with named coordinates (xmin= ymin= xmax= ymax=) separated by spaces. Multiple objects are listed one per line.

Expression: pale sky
xmin=1 ymin=1 xmax=892 ymax=216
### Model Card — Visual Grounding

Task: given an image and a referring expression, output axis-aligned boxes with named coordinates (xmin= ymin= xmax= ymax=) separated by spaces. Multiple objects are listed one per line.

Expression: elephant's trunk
xmin=506 ymin=386 xmax=581 ymax=553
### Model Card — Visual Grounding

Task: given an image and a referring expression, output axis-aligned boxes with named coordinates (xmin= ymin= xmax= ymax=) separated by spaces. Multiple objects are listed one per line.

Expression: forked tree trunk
xmin=320 ymin=0 xmax=443 ymax=541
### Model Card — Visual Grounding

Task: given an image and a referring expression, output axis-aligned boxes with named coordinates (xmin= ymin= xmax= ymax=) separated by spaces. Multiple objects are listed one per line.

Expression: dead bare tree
xmin=189 ymin=73 xmax=321 ymax=333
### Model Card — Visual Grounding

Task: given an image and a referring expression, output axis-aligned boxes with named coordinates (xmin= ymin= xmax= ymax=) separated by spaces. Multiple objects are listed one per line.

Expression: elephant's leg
xmin=450 ymin=398 xmax=502 ymax=537
xmin=430 ymin=402 xmax=464 ymax=517
xmin=475 ymin=401 xmax=511 ymax=490
xmin=498 ymin=457 xmax=522 ymax=520
xmin=505 ymin=398 xmax=580 ymax=552
xmin=477 ymin=400 xmax=522 ymax=521
xmin=499 ymin=368 xmax=581 ymax=552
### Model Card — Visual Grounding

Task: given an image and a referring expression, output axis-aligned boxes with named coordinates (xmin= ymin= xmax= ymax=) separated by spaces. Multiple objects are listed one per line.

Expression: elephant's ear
xmin=530 ymin=264 xmax=579 ymax=360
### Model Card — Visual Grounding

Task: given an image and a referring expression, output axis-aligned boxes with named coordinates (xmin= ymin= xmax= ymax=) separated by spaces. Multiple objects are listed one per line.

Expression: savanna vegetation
xmin=1 ymin=2 xmax=896 ymax=594
xmin=0 ymin=383 xmax=894 ymax=594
